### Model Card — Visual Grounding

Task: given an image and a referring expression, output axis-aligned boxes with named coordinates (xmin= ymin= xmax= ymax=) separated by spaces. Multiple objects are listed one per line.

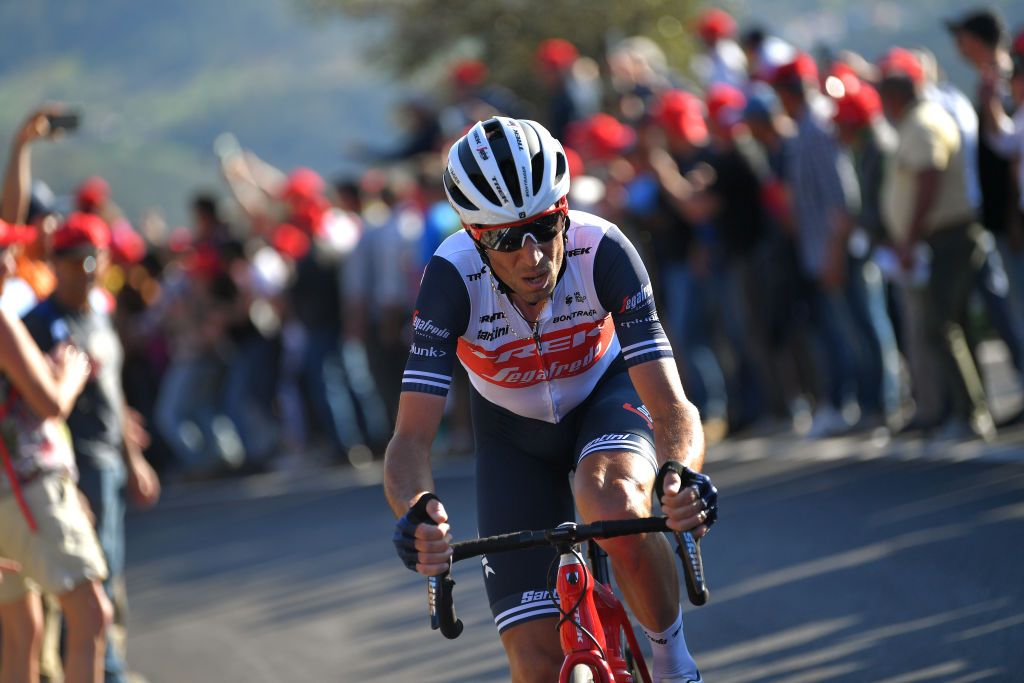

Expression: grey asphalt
xmin=123 ymin=430 xmax=1024 ymax=682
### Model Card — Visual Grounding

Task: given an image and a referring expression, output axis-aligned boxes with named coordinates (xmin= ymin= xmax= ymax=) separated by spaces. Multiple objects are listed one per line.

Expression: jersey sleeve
xmin=401 ymin=255 xmax=470 ymax=397
xmin=593 ymin=225 xmax=674 ymax=366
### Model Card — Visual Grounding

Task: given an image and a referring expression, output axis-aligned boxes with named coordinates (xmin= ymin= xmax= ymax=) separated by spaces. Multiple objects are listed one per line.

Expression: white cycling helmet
xmin=443 ymin=117 xmax=571 ymax=227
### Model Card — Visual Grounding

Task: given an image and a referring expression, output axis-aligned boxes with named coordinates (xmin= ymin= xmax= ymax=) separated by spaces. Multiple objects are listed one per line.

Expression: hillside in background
xmin=0 ymin=0 xmax=399 ymax=227
xmin=1 ymin=0 xmax=1022 ymax=229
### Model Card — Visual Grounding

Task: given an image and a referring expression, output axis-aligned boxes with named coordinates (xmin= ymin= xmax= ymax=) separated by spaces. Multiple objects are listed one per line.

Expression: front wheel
xmin=570 ymin=664 xmax=596 ymax=683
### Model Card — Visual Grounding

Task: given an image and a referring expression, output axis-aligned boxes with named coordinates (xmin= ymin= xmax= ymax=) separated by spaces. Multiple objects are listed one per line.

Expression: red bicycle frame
xmin=556 ymin=547 xmax=652 ymax=683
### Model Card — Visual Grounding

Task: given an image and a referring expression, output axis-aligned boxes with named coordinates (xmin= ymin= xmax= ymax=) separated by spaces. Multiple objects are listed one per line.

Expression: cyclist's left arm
xmin=595 ymin=225 xmax=711 ymax=535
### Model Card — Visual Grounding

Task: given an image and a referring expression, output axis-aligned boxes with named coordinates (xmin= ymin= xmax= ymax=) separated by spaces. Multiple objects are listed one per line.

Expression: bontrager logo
xmin=476 ymin=146 xmax=490 ymax=160
xmin=551 ymin=309 xmax=596 ymax=323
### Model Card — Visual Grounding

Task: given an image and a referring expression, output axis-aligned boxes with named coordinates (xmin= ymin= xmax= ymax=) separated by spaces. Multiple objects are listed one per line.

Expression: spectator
xmin=917 ymin=43 xmax=1024 ymax=413
xmin=23 ymin=211 xmax=160 ymax=683
xmin=606 ymin=36 xmax=677 ymax=124
xmin=979 ymin=30 xmax=1024 ymax=346
xmin=152 ymin=241 xmax=243 ymax=478
xmin=701 ymin=83 xmax=772 ymax=429
xmin=740 ymin=26 xmax=797 ymax=83
xmin=1 ymin=107 xmax=67 ymax=317
xmin=535 ymin=38 xmax=599 ymax=141
xmin=946 ymin=9 xmax=1024 ymax=321
xmin=771 ymin=52 xmax=864 ymax=437
xmin=878 ymin=48 xmax=996 ymax=441
xmin=829 ymin=72 xmax=904 ymax=428
xmin=0 ymin=218 xmax=108 ymax=683
xmin=742 ymin=83 xmax=820 ymax=428
xmin=439 ymin=59 xmax=529 ymax=136
xmin=691 ymin=8 xmax=748 ymax=88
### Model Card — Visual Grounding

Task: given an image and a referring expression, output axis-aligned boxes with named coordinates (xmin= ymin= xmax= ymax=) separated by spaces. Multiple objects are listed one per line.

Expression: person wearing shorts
xmin=0 ymin=212 xmax=111 ymax=683
xmin=385 ymin=117 xmax=719 ymax=683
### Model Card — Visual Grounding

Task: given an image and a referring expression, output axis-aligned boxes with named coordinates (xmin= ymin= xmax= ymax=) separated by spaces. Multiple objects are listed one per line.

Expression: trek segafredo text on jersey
xmin=401 ymin=210 xmax=673 ymax=423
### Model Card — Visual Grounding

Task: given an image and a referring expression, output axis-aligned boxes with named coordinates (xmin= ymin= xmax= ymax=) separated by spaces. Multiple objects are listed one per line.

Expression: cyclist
xmin=386 ymin=117 xmax=718 ymax=683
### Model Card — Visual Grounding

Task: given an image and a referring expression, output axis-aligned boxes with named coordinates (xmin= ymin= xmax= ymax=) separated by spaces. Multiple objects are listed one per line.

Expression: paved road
xmin=124 ymin=431 xmax=1024 ymax=682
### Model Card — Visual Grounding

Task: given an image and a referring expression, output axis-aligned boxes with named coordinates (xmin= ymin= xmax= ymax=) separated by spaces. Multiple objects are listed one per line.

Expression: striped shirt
xmin=785 ymin=106 xmax=860 ymax=276
xmin=402 ymin=210 xmax=673 ymax=424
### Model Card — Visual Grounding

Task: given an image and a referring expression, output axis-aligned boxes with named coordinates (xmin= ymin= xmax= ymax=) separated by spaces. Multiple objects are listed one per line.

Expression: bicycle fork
xmin=557 ymin=548 xmax=631 ymax=683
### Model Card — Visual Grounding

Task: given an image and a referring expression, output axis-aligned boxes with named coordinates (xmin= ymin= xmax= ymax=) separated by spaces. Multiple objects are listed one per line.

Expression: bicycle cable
xmin=547 ymin=545 xmax=607 ymax=661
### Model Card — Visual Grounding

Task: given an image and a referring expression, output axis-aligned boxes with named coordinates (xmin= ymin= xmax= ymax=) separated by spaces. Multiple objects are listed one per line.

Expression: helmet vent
xmin=480 ymin=120 xmax=522 ymax=207
xmin=457 ymin=137 xmax=500 ymax=206
xmin=554 ymin=152 xmax=567 ymax=185
xmin=443 ymin=169 xmax=478 ymax=211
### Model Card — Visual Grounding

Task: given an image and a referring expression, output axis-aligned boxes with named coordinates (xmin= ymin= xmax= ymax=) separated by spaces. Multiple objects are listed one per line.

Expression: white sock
xmin=640 ymin=607 xmax=700 ymax=681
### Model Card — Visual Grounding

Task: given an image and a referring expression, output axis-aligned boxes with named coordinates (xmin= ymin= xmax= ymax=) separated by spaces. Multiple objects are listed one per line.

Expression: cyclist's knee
xmin=575 ymin=458 xmax=652 ymax=524
xmin=501 ymin=618 xmax=563 ymax=682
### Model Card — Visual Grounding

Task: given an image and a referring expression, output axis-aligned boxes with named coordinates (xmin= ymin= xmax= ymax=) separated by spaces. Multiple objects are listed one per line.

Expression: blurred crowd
xmin=2 ymin=5 xmax=1024 ymax=678
xmin=4 ymin=8 xmax=1024 ymax=481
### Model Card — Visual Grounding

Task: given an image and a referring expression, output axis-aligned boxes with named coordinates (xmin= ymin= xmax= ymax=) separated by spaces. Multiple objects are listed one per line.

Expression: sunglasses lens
xmin=477 ymin=212 xmax=564 ymax=252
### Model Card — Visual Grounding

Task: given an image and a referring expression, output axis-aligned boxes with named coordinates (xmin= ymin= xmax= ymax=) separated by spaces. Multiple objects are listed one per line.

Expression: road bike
xmin=426 ymin=517 xmax=709 ymax=683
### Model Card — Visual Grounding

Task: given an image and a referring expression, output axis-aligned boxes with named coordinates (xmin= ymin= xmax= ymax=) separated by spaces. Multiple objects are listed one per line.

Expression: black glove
xmin=654 ymin=461 xmax=718 ymax=528
xmin=392 ymin=492 xmax=442 ymax=572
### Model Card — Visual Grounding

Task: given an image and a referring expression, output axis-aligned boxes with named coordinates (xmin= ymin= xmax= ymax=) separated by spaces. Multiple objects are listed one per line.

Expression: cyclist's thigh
xmin=473 ymin=392 xmax=576 ymax=635
xmin=573 ymin=369 xmax=658 ymax=476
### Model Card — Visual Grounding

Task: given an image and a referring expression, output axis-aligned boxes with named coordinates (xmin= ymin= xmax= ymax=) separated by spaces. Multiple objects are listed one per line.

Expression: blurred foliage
xmin=316 ymin=0 xmax=702 ymax=99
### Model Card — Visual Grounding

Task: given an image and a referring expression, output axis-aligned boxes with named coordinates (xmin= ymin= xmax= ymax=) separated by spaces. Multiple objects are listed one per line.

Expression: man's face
xmin=483 ymin=216 xmax=566 ymax=306
xmin=54 ymin=250 xmax=100 ymax=305
xmin=954 ymin=32 xmax=991 ymax=68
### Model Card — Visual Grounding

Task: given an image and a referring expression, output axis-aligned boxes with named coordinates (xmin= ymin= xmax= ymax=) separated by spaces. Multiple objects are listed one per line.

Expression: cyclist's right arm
xmin=384 ymin=392 xmax=453 ymax=576
xmin=385 ymin=251 xmax=469 ymax=576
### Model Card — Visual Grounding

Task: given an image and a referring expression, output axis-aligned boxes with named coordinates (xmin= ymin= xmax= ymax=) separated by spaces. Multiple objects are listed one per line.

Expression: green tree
xmin=312 ymin=0 xmax=701 ymax=101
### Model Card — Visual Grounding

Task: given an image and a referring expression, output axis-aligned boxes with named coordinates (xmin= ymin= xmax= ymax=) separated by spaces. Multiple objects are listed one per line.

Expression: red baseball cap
xmin=574 ymin=114 xmax=636 ymax=161
xmin=697 ymin=8 xmax=736 ymax=43
xmin=0 ymin=219 xmax=38 ymax=248
xmin=654 ymin=90 xmax=709 ymax=144
xmin=280 ymin=167 xmax=324 ymax=202
xmin=451 ymin=59 xmax=487 ymax=87
xmin=272 ymin=223 xmax=311 ymax=260
xmin=182 ymin=244 xmax=223 ymax=279
xmin=52 ymin=212 xmax=111 ymax=255
xmin=536 ymin=39 xmax=578 ymax=71
xmin=76 ymin=176 xmax=110 ymax=212
xmin=706 ymin=83 xmax=747 ymax=129
xmin=109 ymin=219 xmax=147 ymax=265
xmin=770 ymin=52 xmax=819 ymax=87
xmin=831 ymin=77 xmax=882 ymax=128
xmin=877 ymin=47 xmax=924 ymax=84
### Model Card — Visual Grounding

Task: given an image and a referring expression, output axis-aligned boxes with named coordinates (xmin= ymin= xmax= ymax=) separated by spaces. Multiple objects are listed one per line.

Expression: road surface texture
xmin=124 ymin=424 xmax=1024 ymax=682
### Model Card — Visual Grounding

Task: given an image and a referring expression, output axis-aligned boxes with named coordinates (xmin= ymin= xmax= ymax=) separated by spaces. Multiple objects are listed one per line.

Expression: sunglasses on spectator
xmin=467 ymin=199 xmax=568 ymax=252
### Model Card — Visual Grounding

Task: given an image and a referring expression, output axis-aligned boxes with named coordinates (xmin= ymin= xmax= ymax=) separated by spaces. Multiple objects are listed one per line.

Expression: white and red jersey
xmin=402 ymin=210 xmax=673 ymax=423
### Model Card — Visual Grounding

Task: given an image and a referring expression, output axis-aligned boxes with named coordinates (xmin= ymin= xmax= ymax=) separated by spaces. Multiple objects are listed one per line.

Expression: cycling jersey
xmin=402 ymin=210 xmax=673 ymax=422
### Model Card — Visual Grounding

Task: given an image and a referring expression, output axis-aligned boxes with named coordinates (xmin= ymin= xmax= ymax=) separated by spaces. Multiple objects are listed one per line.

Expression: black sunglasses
xmin=473 ymin=210 xmax=567 ymax=253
